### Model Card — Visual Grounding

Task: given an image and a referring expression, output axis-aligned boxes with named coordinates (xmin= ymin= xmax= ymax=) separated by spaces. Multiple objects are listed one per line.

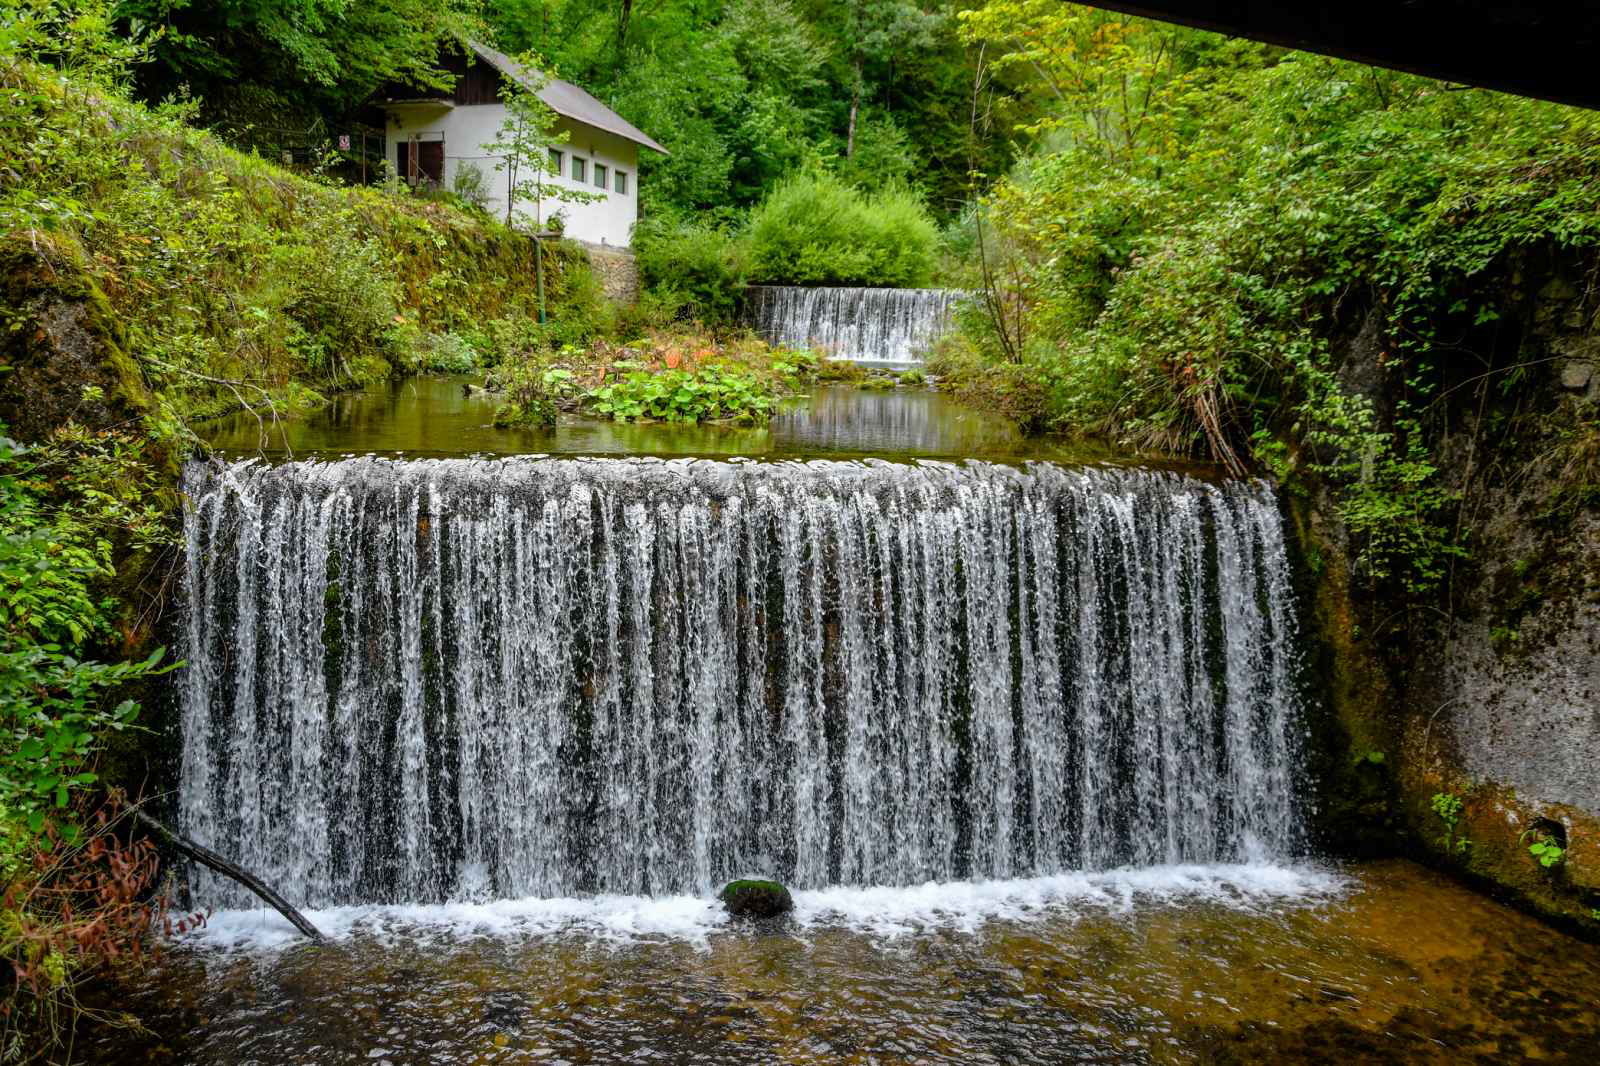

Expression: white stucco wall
xmin=385 ymin=105 xmax=640 ymax=247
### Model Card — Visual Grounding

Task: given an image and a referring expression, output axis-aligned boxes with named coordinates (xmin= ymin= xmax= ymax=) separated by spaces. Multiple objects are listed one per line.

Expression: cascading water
xmin=746 ymin=285 xmax=965 ymax=364
xmin=178 ymin=456 xmax=1304 ymax=909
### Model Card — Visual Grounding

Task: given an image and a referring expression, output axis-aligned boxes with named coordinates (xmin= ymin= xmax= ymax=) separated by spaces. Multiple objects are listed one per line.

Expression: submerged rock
xmin=719 ymin=879 xmax=793 ymax=919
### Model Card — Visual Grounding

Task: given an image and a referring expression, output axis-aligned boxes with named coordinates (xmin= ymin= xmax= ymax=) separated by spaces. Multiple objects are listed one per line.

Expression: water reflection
xmin=199 ymin=376 xmax=1075 ymax=462
xmin=80 ymin=862 xmax=1600 ymax=1064
xmin=768 ymin=385 xmax=1023 ymax=456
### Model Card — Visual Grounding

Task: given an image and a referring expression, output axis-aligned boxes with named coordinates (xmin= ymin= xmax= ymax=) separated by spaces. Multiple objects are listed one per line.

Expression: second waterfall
xmin=180 ymin=457 xmax=1304 ymax=908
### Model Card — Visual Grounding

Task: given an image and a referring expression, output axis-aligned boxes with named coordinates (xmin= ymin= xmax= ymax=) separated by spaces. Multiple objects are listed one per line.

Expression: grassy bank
xmin=0 ymin=51 xmax=612 ymax=1054
xmin=1 ymin=57 xmax=602 ymax=441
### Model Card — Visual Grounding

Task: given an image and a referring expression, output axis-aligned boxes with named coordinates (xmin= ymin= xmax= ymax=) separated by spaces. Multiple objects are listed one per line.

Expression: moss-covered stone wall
xmin=1297 ymin=254 xmax=1600 ymax=933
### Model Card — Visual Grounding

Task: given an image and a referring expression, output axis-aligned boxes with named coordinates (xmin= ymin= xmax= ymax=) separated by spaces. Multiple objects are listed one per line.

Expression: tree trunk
xmin=617 ymin=0 xmax=635 ymax=67
xmin=133 ymin=810 xmax=325 ymax=942
xmin=846 ymin=54 xmax=863 ymax=158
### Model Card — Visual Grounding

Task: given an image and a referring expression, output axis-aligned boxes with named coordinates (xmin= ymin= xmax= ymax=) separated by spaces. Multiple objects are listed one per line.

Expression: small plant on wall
xmin=1430 ymin=792 xmax=1471 ymax=854
xmin=1520 ymin=824 xmax=1567 ymax=870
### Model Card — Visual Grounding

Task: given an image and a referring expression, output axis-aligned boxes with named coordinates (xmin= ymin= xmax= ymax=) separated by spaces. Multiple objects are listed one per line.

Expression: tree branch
xmin=131 ymin=810 xmax=324 ymax=943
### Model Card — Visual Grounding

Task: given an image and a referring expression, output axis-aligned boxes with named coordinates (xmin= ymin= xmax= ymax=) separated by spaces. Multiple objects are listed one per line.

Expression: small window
xmin=548 ymin=148 xmax=563 ymax=174
xmin=593 ymin=162 xmax=608 ymax=189
xmin=571 ymin=156 xmax=586 ymax=183
xmin=614 ymin=170 xmax=628 ymax=195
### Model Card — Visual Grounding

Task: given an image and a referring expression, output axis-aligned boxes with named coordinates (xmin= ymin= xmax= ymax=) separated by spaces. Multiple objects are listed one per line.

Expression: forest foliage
xmin=941 ymin=1 xmax=1600 ymax=596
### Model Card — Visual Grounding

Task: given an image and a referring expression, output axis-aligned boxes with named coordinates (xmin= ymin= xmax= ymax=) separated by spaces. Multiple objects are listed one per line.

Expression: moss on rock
xmin=719 ymin=879 xmax=794 ymax=919
xmin=0 ymin=239 xmax=151 ymax=442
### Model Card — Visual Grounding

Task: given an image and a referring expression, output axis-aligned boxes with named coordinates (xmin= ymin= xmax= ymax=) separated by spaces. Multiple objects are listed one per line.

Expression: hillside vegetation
xmin=0 ymin=37 xmax=595 ymax=1054
xmin=942 ymin=4 xmax=1600 ymax=601
xmin=1 ymin=58 xmax=604 ymax=439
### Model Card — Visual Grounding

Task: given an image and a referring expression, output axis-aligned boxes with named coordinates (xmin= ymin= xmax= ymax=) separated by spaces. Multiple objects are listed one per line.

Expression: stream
xmin=89 ymin=378 xmax=1600 ymax=1065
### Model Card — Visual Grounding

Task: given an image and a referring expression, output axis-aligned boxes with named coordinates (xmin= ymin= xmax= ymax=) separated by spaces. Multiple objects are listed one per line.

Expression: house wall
xmin=385 ymin=106 xmax=640 ymax=247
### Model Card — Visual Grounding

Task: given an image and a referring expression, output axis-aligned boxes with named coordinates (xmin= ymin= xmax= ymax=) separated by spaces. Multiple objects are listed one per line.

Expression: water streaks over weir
xmin=179 ymin=456 xmax=1304 ymax=909
xmin=747 ymin=286 xmax=964 ymax=363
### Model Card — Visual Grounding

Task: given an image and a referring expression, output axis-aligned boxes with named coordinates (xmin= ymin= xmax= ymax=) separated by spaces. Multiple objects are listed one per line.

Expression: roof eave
xmin=462 ymin=38 xmax=669 ymax=156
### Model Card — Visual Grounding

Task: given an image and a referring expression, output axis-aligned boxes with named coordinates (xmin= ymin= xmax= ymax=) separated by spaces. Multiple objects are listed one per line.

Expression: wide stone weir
xmin=746 ymin=285 xmax=965 ymax=366
xmin=178 ymin=455 xmax=1305 ymax=908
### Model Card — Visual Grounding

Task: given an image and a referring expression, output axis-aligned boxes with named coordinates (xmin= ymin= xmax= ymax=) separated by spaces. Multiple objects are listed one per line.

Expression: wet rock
xmin=719 ymin=879 xmax=793 ymax=919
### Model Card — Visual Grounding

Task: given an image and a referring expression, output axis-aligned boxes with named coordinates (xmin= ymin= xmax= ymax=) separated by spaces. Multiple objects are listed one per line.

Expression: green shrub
xmin=948 ymin=27 xmax=1600 ymax=596
xmin=744 ymin=172 xmax=938 ymax=287
xmin=412 ymin=331 xmax=480 ymax=374
xmin=0 ymin=426 xmax=172 ymax=864
xmin=585 ymin=365 xmax=776 ymax=424
xmin=633 ymin=216 xmax=749 ymax=326
xmin=491 ymin=355 xmax=574 ymax=428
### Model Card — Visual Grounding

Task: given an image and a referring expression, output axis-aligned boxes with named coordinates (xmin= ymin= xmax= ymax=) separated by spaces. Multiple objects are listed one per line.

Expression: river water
xmin=83 ymin=861 xmax=1600 ymax=1063
xmin=201 ymin=377 xmax=1044 ymax=462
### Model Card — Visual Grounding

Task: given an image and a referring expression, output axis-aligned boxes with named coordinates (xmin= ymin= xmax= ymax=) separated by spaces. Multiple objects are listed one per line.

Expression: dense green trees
xmin=120 ymin=0 xmax=472 ymax=136
xmin=946 ymin=1 xmax=1600 ymax=595
xmin=486 ymin=1 xmax=1016 ymax=219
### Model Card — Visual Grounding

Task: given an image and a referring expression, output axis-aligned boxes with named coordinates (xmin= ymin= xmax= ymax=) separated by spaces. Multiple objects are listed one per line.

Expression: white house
xmin=381 ymin=41 xmax=667 ymax=247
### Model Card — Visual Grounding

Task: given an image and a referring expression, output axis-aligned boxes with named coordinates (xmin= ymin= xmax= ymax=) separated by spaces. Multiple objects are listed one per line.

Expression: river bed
xmin=84 ymin=860 xmax=1600 ymax=1064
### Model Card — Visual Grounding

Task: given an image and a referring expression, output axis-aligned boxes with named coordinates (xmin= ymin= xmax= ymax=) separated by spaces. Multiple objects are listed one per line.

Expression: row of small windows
xmin=547 ymin=149 xmax=628 ymax=194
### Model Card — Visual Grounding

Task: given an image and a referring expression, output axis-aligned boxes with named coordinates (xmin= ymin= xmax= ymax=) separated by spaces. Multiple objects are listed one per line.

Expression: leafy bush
xmin=491 ymin=353 xmax=576 ymax=428
xmin=1 ymin=422 xmax=177 ymax=1051
xmin=744 ymin=172 xmax=939 ymax=286
xmin=412 ymin=331 xmax=480 ymax=374
xmin=451 ymin=162 xmax=491 ymax=210
xmin=633 ymin=216 xmax=749 ymax=326
xmin=953 ymin=3 xmax=1600 ymax=596
xmin=586 ymin=365 xmax=776 ymax=424
xmin=0 ymin=427 xmax=170 ymax=859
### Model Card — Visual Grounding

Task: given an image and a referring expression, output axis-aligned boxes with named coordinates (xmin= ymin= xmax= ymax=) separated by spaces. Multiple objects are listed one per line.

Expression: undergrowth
xmin=947 ymin=12 xmax=1600 ymax=600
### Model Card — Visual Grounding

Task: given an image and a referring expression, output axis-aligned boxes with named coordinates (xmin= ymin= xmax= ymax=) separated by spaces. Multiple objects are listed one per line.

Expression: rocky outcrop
xmin=0 ymin=242 xmax=150 ymax=441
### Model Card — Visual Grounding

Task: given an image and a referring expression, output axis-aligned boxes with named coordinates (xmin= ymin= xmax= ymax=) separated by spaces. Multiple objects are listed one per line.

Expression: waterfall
xmin=746 ymin=286 xmax=964 ymax=364
xmin=178 ymin=456 xmax=1304 ymax=908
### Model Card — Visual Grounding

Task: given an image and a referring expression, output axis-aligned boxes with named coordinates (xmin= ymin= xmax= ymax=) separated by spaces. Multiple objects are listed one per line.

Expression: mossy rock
xmin=0 ymin=240 xmax=150 ymax=442
xmin=718 ymin=879 xmax=793 ymax=919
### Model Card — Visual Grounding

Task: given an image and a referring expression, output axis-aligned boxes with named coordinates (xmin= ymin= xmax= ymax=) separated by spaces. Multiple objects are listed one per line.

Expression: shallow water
xmin=84 ymin=861 xmax=1600 ymax=1064
xmin=200 ymin=377 xmax=1097 ymax=463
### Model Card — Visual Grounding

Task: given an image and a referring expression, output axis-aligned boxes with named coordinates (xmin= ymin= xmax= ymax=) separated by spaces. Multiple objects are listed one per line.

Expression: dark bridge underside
xmin=1087 ymin=2 xmax=1600 ymax=111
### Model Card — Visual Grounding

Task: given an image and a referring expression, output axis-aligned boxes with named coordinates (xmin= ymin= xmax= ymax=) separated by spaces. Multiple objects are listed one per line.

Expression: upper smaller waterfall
xmin=748 ymin=286 xmax=965 ymax=366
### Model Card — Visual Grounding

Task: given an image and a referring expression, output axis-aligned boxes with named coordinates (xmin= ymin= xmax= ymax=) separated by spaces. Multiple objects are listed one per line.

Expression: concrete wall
xmin=385 ymin=105 xmax=640 ymax=247
xmin=1300 ymin=262 xmax=1600 ymax=932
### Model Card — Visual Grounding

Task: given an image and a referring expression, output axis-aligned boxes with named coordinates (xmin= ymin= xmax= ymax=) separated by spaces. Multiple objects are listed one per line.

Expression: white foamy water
xmin=179 ymin=457 xmax=1307 ymax=910
xmin=182 ymin=863 xmax=1346 ymax=953
xmin=747 ymin=285 xmax=967 ymax=364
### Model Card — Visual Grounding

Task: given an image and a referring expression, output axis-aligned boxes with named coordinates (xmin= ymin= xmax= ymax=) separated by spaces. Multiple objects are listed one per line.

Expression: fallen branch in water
xmin=130 ymin=810 xmax=324 ymax=942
